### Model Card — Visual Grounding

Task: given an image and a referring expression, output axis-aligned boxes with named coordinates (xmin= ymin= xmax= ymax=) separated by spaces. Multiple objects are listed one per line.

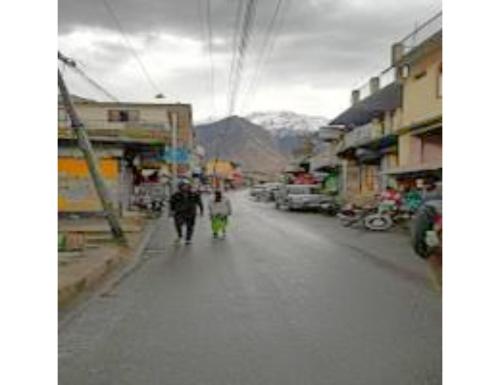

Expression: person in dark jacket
xmin=169 ymin=181 xmax=204 ymax=245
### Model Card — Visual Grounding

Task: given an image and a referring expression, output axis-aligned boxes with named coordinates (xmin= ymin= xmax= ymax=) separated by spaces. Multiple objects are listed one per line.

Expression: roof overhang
xmin=382 ymin=162 xmax=442 ymax=176
xmin=329 ymin=82 xmax=403 ymax=127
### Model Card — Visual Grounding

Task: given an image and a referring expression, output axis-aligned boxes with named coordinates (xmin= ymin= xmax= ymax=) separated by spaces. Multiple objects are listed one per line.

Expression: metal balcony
xmin=400 ymin=11 xmax=442 ymax=56
xmin=318 ymin=125 xmax=344 ymax=142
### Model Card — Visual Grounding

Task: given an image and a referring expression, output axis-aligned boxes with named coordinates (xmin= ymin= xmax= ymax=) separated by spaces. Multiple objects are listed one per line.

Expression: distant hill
xmin=195 ymin=116 xmax=288 ymax=175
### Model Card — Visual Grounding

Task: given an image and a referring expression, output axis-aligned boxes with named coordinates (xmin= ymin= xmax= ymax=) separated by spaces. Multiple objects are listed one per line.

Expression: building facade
xmin=58 ymin=97 xmax=193 ymax=215
xmin=324 ymin=78 xmax=402 ymax=205
xmin=320 ymin=12 xmax=442 ymax=204
xmin=386 ymin=13 xmax=442 ymax=187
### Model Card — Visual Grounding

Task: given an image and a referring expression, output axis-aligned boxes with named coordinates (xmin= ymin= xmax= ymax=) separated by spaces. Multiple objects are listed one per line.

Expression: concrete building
xmin=321 ymin=12 xmax=442 ymax=204
xmin=324 ymin=77 xmax=402 ymax=204
xmin=204 ymin=159 xmax=244 ymax=189
xmin=385 ymin=12 xmax=442 ymax=187
xmin=58 ymin=97 xmax=193 ymax=215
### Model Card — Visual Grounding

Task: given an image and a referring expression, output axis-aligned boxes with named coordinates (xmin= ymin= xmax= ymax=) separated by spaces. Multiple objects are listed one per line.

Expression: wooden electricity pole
xmin=58 ymin=53 xmax=125 ymax=242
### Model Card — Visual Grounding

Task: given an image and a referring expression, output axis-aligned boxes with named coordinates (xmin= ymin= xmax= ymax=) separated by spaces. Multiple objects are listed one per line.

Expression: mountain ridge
xmin=195 ymin=116 xmax=288 ymax=174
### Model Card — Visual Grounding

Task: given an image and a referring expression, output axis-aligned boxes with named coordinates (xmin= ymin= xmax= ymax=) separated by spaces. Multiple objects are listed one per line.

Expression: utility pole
xmin=169 ymin=112 xmax=178 ymax=193
xmin=58 ymin=54 xmax=126 ymax=242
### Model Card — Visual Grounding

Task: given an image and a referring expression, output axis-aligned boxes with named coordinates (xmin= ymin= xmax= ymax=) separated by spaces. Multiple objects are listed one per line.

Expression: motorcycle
xmin=363 ymin=203 xmax=415 ymax=231
xmin=319 ymin=201 xmax=341 ymax=216
xmin=135 ymin=194 xmax=168 ymax=218
xmin=337 ymin=204 xmax=377 ymax=227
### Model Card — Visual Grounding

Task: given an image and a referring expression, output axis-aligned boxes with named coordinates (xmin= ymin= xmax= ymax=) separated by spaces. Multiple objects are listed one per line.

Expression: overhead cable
xmin=239 ymin=0 xmax=288 ymax=113
xmin=58 ymin=51 xmax=120 ymax=102
xmin=101 ymin=0 xmax=164 ymax=97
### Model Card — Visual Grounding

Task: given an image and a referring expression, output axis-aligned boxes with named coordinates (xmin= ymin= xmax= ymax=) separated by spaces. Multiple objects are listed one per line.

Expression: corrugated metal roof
xmin=329 ymin=82 xmax=402 ymax=128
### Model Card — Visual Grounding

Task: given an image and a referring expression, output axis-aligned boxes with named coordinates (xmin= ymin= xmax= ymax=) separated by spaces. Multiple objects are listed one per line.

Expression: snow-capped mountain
xmin=245 ymin=111 xmax=329 ymax=136
xmin=245 ymin=111 xmax=329 ymax=156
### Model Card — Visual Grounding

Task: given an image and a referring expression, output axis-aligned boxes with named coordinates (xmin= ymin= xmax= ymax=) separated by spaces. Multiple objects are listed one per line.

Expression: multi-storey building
xmin=385 ymin=12 xmax=442 ymax=187
xmin=58 ymin=96 xmax=193 ymax=214
xmin=319 ymin=12 xmax=442 ymax=204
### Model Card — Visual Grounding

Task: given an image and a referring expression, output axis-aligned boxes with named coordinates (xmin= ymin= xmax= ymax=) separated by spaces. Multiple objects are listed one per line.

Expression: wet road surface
xmin=59 ymin=190 xmax=441 ymax=385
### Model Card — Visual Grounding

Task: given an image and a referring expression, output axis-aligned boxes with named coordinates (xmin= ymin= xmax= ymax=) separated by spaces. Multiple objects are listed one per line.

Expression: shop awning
xmin=382 ymin=162 xmax=442 ymax=175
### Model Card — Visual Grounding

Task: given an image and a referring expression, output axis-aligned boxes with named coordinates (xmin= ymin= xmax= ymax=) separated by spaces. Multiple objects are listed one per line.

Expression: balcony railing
xmin=400 ymin=11 xmax=442 ymax=55
xmin=318 ymin=125 xmax=344 ymax=142
xmin=344 ymin=123 xmax=373 ymax=148
xmin=379 ymin=67 xmax=396 ymax=88
xmin=343 ymin=121 xmax=385 ymax=149
xmin=354 ymin=66 xmax=397 ymax=103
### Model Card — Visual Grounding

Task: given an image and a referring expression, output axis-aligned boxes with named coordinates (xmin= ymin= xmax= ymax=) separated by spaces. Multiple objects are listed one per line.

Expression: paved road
xmin=59 ymin=190 xmax=441 ymax=385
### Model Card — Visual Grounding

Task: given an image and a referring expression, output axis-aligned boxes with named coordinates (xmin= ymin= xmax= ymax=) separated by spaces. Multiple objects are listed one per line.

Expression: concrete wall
xmin=60 ymin=102 xmax=193 ymax=147
xmin=421 ymin=133 xmax=442 ymax=163
xmin=205 ymin=160 xmax=234 ymax=178
xmin=400 ymin=47 xmax=442 ymax=129
xmin=396 ymin=41 xmax=442 ymax=169
xmin=58 ymin=156 xmax=120 ymax=213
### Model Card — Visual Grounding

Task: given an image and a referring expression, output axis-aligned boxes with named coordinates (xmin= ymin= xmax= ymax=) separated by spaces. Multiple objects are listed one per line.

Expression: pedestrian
xmin=169 ymin=181 xmax=204 ymax=245
xmin=208 ymin=190 xmax=232 ymax=239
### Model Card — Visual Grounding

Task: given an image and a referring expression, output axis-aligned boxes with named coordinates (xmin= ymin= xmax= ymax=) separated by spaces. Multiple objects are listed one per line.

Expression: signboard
xmin=162 ymin=148 xmax=190 ymax=163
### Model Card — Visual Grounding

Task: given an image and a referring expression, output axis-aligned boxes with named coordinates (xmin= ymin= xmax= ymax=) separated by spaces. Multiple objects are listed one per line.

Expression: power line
xmin=213 ymin=0 xmax=258 ymax=184
xmin=58 ymin=52 xmax=120 ymax=102
xmin=204 ymin=0 xmax=217 ymax=118
xmin=227 ymin=0 xmax=259 ymax=116
xmin=100 ymin=0 xmax=164 ymax=98
xmin=240 ymin=0 xmax=289 ymax=114
xmin=206 ymin=0 xmax=216 ymax=117
xmin=227 ymin=0 xmax=246 ymax=116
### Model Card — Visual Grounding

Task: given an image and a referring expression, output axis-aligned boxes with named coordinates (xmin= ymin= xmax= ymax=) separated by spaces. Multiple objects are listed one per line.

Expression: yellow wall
xmin=398 ymin=134 xmax=412 ymax=167
xmin=205 ymin=160 xmax=234 ymax=178
xmin=58 ymin=157 xmax=120 ymax=212
xmin=396 ymin=42 xmax=442 ymax=168
xmin=400 ymin=48 xmax=442 ymax=129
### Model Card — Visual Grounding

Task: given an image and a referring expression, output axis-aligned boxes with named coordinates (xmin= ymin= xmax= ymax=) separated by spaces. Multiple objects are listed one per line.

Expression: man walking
xmin=169 ymin=181 xmax=204 ymax=245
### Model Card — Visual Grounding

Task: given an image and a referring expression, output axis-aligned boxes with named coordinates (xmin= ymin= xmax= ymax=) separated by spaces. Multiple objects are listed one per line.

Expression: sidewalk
xmin=58 ymin=214 xmax=157 ymax=308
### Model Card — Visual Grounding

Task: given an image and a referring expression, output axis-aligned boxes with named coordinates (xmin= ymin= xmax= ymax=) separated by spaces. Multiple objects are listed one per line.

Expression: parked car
xmin=260 ymin=183 xmax=283 ymax=202
xmin=275 ymin=184 xmax=333 ymax=211
xmin=250 ymin=183 xmax=282 ymax=202
xmin=250 ymin=184 xmax=267 ymax=198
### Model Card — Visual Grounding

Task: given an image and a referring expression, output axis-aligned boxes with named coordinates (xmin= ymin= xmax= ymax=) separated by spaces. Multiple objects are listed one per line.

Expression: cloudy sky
xmin=58 ymin=0 xmax=442 ymax=122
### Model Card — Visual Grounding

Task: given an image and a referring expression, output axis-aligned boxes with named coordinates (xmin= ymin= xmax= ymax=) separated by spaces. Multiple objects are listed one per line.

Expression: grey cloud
xmin=59 ymin=0 xmax=442 ymax=117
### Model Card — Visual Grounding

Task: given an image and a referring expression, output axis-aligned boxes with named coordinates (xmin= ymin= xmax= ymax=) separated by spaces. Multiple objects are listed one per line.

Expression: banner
xmin=162 ymin=148 xmax=190 ymax=163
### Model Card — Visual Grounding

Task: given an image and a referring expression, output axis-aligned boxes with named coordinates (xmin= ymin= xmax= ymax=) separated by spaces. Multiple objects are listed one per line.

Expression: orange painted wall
xmin=58 ymin=157 xmax=119 ymax=212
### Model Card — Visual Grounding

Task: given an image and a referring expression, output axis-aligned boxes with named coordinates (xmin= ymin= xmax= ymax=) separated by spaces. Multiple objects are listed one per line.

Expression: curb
xmin=58 ymin=217 xmax=161 ymax=330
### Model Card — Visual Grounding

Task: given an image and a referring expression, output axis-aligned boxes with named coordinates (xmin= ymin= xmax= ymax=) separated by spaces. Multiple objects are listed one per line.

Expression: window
xmin=437 ymin=64 xmax=442 ymax=98
xmin=108 ymin=109 xmax=140 ymax=122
